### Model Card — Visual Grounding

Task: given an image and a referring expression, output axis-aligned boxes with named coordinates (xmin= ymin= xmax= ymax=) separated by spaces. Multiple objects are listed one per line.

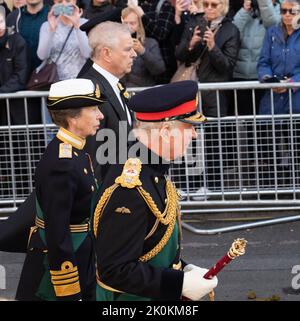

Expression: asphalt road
xmin=0 ymin=216 xmax=300 ymax=301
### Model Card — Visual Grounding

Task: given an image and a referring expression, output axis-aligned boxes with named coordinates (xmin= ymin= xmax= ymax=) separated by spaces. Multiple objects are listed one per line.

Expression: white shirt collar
xmin=92 ymin=62 xmax=119 ymax=87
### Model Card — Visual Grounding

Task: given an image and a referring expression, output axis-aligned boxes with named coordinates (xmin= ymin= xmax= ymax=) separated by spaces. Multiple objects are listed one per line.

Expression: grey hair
xmin=88 ymin=21 xmax=131 ymax=59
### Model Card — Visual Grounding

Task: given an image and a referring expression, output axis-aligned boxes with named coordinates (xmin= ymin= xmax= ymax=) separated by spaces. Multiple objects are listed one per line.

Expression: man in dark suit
xmin=78 ymin=21 xmax=137 ymax=181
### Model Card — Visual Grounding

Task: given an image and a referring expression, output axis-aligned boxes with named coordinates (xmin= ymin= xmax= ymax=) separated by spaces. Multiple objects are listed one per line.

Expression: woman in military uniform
xmin=16 ymin=78 xmax=105 ymax=301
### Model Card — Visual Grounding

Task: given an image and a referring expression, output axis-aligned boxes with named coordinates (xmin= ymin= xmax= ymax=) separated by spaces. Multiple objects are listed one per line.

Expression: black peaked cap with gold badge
xmin=47 ymin=78 xmax=106 ymax=110
xmin=128 ymin=80 xmax=207 ymax=124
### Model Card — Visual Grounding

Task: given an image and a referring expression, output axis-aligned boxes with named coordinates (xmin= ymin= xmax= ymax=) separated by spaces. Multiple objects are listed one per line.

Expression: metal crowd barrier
xmin=1 ymin=83 xmax=300 ymax=233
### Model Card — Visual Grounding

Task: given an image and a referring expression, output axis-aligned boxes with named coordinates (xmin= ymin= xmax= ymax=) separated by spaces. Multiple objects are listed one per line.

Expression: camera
xmin=53 ymin=4 xmax=74 ymax=17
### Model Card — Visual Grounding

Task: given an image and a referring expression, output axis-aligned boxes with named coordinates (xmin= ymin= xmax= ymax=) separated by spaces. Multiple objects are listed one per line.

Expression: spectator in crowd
xmin=37 ymin=0 xmax=90 ymax=81
xmin=258 ymin=0 xmax=300 ymax=114
xmin=127 ymin=0 xmax=177 ymax=83
xmin=0 ymin=6 xmax=28 ymax=116
xmin=232 ymin=0 xmax=281 ymax=115
xmin=0 ymin=5 xmax=29 ymax=197
xmin=176 ymin=0 xmax=239 ymax=116
xmin=83 ymin=0 xmax=115 ymax=19
xmin=175 ymin=0 xmax=240 ymax=191
xmin=257 ymin=0 xmax=300 ymax=187
xmin=6 ymin=0 xmax=49 ymax=73
xmin=121 ymin=6 xmax=166 ymax=87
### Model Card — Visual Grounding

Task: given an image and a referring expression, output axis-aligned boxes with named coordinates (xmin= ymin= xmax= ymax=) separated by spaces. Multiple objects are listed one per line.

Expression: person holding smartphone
xmin=37 ymin=0 xmax=91 ymax=81
xmin=121 ymin=6 xmax=166 ymax=87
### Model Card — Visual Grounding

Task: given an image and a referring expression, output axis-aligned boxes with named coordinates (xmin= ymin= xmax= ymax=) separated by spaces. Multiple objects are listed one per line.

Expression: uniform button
xmin=84 ymin=168 xmax=88 ymax=174
xmin=154 ymin=177 xmax=159 ymax=183
xmin=74 ymin=152 xmax=78 ymax=157
xmin=91 ymin=185 xmax=95 ymax=192
xmin=165 ymin=198 xmax=167 ymax=204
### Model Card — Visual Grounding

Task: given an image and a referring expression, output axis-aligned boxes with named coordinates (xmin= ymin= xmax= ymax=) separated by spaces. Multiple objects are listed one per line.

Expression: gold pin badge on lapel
xmin=123 ymin=91 xmax=130 ymax=99
xmin=115 ymin=207 xmax=131 ymax=214
xmin=117 ymin=82 xmax=124 ymax=91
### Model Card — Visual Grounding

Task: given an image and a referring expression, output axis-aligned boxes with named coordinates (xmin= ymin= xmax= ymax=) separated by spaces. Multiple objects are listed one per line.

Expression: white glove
xmin=182 ymin=264 xmax=218 ymax=301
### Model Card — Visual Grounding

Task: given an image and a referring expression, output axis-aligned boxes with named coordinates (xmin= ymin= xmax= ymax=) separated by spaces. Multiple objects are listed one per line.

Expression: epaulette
xmin=59 ymin=143 xmax=73 ymax=159
xmin=115 ymin=158 xmax=142 ymax=188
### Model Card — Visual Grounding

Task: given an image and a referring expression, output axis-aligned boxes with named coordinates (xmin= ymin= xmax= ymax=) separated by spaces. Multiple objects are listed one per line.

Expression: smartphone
xmin=53 ymin=4 xmax=64 ymax=17
xmin=52 ymin=4 xmax=74 ymax=17
xmin=263 ymin=76 xmax=280 ymax=83
xmin=197 ymin=18 xmax=209 ymax=44
xmin=64 ymin=4 xmax=74 ymax=16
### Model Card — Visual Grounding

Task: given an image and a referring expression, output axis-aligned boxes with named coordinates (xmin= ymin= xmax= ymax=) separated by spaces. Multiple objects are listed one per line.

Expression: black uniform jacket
xmin=78 ymin=62 xmax=134 ymax=182
xmin=16 ymin=129 xmax=97 ymax=301
xmin=94 ymin=143 xmax=184 ymax=300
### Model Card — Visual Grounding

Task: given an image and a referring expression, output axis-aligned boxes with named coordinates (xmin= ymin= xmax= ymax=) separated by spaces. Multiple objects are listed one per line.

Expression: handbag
xmin=170 ymin=59 xmax=201 ymax=83
xmin=26 ymin=27 xmax=74 ymax=90
xmin=171 ymin=45 xmax=208 ymax=83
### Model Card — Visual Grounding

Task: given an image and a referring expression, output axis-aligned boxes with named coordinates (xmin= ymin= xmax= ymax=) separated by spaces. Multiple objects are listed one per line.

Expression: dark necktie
xmin=117 ymin=82 xmax=132 ymax=126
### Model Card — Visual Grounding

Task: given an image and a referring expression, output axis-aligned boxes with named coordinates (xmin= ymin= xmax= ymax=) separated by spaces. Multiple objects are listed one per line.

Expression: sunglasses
xmin=280 ymin=8 xmax=299 ymax=15
xmin=203 ymin=1 xmax=220 ymax=9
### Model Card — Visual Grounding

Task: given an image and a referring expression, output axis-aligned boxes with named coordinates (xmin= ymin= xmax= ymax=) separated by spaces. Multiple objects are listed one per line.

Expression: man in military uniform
xmin=93 ymin=80 xmax=218 ymax=301
xmin=16 ymin=79 xmax=105 ymax=301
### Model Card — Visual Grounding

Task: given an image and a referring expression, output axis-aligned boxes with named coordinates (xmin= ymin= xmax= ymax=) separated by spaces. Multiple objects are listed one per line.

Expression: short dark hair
xmin=49 ymin=108 xmax=82 ymax=128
